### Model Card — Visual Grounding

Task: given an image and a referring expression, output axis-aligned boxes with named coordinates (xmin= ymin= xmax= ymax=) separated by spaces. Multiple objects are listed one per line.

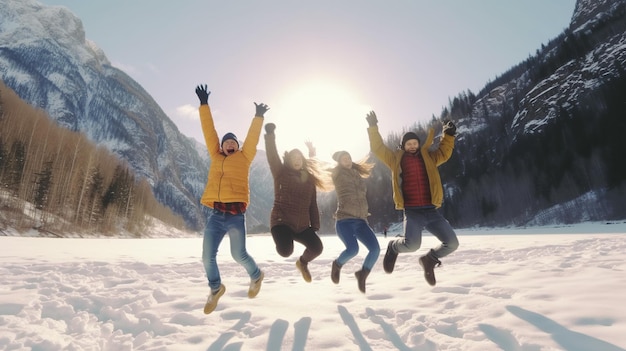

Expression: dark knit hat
xmin=332 ymin=150 xmax=350 ymax=162
xmin=401 ymin=132 xmax=420 ymax=148
xmin=221 ymin=132 xmax=239 ymax=147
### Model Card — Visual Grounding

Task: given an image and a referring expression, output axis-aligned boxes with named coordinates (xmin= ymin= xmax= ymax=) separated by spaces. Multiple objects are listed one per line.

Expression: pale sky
xmin=38 ymin=0 xmax=576 ymax=162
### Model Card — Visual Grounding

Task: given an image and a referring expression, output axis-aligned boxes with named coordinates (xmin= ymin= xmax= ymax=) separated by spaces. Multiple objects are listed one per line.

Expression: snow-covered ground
xmin=1 ymin=222 xmax=625 ymax=350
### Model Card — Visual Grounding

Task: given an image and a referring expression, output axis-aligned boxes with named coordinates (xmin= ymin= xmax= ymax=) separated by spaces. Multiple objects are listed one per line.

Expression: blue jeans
xmin=391 ymin=208 xmax=459 ymax=259
xmin=335 ymin=218 xmax=381 ymax=271
xmin=202 ymin=209 xmax=261 ymax=291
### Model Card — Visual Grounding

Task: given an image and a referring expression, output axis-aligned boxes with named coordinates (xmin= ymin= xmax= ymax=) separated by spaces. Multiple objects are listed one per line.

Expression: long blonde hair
xmin=326 ymin=152 xmax=375 ymax=191
xmin=332 ymin=159 xmax=375 ymax=178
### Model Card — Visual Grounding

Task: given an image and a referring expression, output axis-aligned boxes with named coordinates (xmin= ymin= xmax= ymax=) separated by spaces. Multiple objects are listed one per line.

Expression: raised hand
xmin=443 ymin=120 xmax=457 ymax=136
xmin=195 ymin=84 xmax=210 ymax=105
xmin=366 ymin=111 xmax=378 ymax=127
xmin=255 ymin=102 xmax=270 ymax=117
xmin=265 ymin=122 xmax=276 ymax=134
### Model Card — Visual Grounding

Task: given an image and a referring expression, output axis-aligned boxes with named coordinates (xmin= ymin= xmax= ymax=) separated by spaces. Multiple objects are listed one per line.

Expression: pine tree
xmin=33 ymin=161 xmax=53 ymax=210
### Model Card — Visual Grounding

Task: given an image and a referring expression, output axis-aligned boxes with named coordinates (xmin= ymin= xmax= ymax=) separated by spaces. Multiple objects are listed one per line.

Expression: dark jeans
xmin=271 ymin=225 xmax=323 ymax=263
xmin=391 ymin=208 xmax=459 ymax=259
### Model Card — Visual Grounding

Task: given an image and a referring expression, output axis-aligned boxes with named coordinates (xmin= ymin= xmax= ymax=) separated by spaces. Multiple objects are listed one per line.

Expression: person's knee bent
xmin=310 ymin=241 xmax=323 ymax=258
xmin=401 ymin=239 xmax=421 ymax=252
xmin=201 ymin=248 xmax=214 ymax=265
xmin=230 ymin=247 xmax=250 ymax=263
xmin=446 ymin=236 xmax=460 ymax=253
xmin=343 ymin=246 xmax=359 ymax=260
xmin=371 ymin=246 xmax=381 ymax=258
xmin=202 ymin=252 xmax=217 ymax=272
xmin=276 ymin=245 xmax=293 ymax=257
xmin=306 ymin=238 xmax=324 ymax=259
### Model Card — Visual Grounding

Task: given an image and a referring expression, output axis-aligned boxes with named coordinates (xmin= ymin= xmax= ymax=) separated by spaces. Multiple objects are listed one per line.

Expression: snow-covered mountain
xmin=436 ymin=0 xmax=626 ymax=226
xmin=0 ymin=0 xmax=278 ymax=231
xmin=455 ymin=0 xmax=626 ymax=137
xmin=510 ymin=0 xmax=626 ymax=135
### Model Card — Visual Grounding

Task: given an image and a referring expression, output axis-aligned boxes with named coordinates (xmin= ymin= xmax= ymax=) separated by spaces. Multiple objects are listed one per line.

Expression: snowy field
xmin=1 ymin=223 xmax=625 ymax=351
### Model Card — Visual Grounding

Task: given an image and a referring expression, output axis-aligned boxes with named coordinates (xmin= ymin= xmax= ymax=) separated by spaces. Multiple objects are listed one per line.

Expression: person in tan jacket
xmin=264 ymin=122 xmax=325 ymax=283
xmin=329 ymin=150 xmax=380 ymax=293
xmin=366 ymin=110 xmax=459 ymax=287
xmin=195 ymin=84 xmax=268 ymax=314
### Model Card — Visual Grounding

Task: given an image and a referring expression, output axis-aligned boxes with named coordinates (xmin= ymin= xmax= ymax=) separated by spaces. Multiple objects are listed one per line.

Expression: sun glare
xmin=270 ymin=80 xmax=372 ymax=163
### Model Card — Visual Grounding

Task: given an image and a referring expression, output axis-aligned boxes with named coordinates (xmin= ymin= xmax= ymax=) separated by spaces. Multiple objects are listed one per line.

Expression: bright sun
xmin=269 ymin=80 xmax=372 ymax=163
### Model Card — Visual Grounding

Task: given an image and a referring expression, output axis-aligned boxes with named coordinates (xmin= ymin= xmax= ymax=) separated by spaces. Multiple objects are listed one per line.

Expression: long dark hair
xmin=282 ymin=149 xmax=327 ymax=190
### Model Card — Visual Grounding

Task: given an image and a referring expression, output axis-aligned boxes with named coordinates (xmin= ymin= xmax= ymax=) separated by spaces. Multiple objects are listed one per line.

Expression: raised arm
xmin=366 ymin=111 xmax=396 ymax=168
xmin=305 ymin=141 xmax=316 ymax=158
xmin=196 ymin=84 xmax=220 ymax=158
xmin=264 ymin=123 xmax=283 ymax=176
xmin=240 ymin=102 xmax=269 ymax=161
xmin=429 ymin=120 xmax=456 ymax=166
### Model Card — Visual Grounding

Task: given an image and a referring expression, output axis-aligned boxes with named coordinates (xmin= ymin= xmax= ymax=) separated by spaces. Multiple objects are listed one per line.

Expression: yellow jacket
xmin=367 ymin=126 xmax=455 ymax=209
xmin=199 ymin=104 xmax=263 ymax=207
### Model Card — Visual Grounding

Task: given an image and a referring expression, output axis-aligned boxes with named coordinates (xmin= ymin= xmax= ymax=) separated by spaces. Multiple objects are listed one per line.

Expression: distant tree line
xmin=0 ymin=81 xmax=185 ymax=236
xmin=443 ymin=71 xmax=626 ymax=227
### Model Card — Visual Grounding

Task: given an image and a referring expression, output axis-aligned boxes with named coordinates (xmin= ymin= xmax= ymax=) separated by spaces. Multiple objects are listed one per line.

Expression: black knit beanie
xmin=221 ymin=132 xmax=239 ymax=147
xmin=401 ymin=132 xmax=420 ymax=148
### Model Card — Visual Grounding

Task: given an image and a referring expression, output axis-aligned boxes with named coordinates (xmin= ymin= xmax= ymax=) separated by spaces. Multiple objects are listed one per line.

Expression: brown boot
xmin=354 ymin=268 xmax=371 ymax=293
xmin=418 ymin=250 xmax=442 ymax=286
xmin=203 ymin=284 xmax=226 ymax=314
xmin=383 ymin=241 xmax=398 ymax=273
xmin=331 ymin=260 xmax=342 ymax=284
xmin=296 ymin=257 xmax=312 ymax=282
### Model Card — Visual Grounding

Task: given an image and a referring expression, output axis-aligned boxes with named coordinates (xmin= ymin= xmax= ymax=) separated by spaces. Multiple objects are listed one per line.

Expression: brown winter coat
xmin=332 ymin=167 xmax=369 ymax=221
xmin=265 ymin=133 xmax=320 ymax=232
xmin=199 ymin=104 xmax=263 ymax=207
xmin=367 ymin=126 xmax=455 ymax=209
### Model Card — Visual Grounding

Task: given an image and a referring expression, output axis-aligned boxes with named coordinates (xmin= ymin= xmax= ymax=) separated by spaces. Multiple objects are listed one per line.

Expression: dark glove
xmin=443 ymin=120 xmax=457 ymax=136
xmin=195 ymin=85 xmax=210 ymax=105
xmin=265 ymin=123 xmax=276 ymax=134
xmin=255 ymin=102 xmax=270 ymax=117
xmin=366 ymin=111 xmax=378 ymax=127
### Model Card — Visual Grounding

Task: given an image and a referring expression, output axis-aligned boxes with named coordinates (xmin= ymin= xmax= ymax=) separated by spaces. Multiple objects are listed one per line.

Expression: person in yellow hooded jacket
xmin=366 ymin=110 xmax=459 ymax=287
xmin=195 ymin=84 xmax=268 ymax=314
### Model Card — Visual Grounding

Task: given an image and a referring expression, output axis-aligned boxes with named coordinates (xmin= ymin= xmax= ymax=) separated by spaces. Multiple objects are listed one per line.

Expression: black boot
xmin=331 ymin=260 xmax=342 ymax=284
xmin=383 ymin=241 xmax=398 ymax=273
xmin=418 ymin=250 xmax=442 ymax=286
xmin=355 ymin=268 xmax=371 ymax=293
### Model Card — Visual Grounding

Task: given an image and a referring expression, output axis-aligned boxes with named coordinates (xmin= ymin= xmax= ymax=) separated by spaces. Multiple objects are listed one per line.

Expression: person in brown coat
xmin=264 ymin=122 xmax=324 ymax=282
